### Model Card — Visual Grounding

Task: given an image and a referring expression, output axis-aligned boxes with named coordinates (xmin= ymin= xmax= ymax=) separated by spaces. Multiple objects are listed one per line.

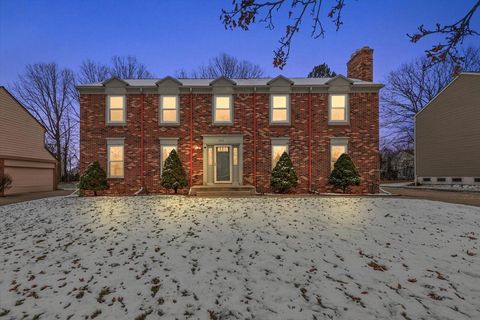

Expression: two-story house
xmin=78 ymin=47 xmax=382 ymax=195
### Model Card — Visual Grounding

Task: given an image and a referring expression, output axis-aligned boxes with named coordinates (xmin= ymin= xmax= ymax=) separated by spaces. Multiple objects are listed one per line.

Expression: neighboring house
xmin=415 ymin=73 xmax=480 ymax=185
xmin=381 ymin=149 xmax=414 ymax=180
xmin=393 ymin=151 xmax=414 ymax=180
xmin=0 ymin=87 xmax=58 ymax=195
xmin=78 ymin=47 xmax=382 ymax=195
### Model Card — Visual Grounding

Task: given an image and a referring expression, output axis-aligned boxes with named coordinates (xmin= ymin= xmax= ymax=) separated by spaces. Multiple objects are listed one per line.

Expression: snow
xmin=381 ymin=182 xmax=480 ymax=192
xmin=412 ymin=184 xmax=480 ymax=192
xmin=0 ymin=196 xmax=479 ymax=319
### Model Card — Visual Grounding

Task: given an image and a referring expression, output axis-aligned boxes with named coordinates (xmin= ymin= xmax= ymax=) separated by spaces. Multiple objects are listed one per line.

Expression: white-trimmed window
xmin=330 ymin=138 xmax=348 ymax=170
xmin=160 ymin=138 xmax=178 ymax=174
xmin=270 ymin=94 xmax=290 ymax=124
xmin=107 ymin=95 xmax=126 ymax=124
xmin=271 ymin=138 xmax=289 ymax=168
xmin=107 ymin=139 xmax=125 ymax=178
xmin=329 ymin=94 xmax=348 ymax=124
xmin=213 ymin=95 xmax=233 ymax=124
xmin=160 ymin=95 xmax=179 ymax=124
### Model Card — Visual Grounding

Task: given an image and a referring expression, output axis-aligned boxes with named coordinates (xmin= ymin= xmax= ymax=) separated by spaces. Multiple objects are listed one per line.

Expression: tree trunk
xmin=174 ymin=187 xmax=178 ymax=194
xmin=94 ymin=190 xmax=97 ymax=196
xmin=55 ymin=134 xmax=63 ymax=182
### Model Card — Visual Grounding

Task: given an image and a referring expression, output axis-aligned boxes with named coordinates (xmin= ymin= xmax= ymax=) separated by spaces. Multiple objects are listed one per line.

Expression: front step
xmin=189 ymin=185 xmax=256 ymax=196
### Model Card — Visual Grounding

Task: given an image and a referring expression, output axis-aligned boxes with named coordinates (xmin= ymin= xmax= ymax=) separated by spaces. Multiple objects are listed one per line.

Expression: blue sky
xmin=0 ymin=0 xmax=479 ymax=85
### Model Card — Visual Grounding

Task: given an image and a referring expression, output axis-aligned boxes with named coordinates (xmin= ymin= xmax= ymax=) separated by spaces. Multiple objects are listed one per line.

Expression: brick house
xmin=78 ymin=47 xmax=382 ymax=195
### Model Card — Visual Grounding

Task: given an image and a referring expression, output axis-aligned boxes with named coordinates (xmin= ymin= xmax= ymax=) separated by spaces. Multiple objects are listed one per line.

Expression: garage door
xmin=4 ymin=166 xmax=54 ymax=195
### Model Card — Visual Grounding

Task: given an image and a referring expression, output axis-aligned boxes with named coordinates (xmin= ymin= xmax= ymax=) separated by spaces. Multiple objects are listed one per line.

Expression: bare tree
xmin=381 ymin=47 xmax=480 ymax=150
xmin=77 ymin=56 xmax=153 ymax=84
xmin=12 ymin=63 xmax=78 ymax=181
xmin=78 ymin=59 xmax=110 ymax=83
xmin=408 ymin=0 xmax=480 ymax=68
xmin=177 ymin=53 xmax=264 ymax=78
xmin=110 ymin=56 xmax=153 ymax=79
xmin=221 ymin=0 xmax=480 ymax=69
xmin=60 ymin=110 xmax=79 ymax=181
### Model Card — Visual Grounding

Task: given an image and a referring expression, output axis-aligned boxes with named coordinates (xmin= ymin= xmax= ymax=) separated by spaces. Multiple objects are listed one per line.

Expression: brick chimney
xmin=347 ymin=47 xmax=373 ymax=81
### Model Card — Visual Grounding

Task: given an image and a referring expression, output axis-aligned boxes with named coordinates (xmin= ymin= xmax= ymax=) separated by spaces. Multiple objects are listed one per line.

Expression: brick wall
xmin=80 ymin=91 xmax=379 ymax=195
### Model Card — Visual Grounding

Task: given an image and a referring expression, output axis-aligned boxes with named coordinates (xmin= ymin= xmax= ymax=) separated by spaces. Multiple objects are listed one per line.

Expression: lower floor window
xmin=330 ymin=138 xmax=348 ymax=170
xmin=272 ymin=145 xmax=287 ymax=168
xmin=107 ymin=139 xmax=124 ymax=178
xmin=271 ymin=138 xmax=290 ymax=169
xmin=160 ymin=138 xmax=178 ymax=174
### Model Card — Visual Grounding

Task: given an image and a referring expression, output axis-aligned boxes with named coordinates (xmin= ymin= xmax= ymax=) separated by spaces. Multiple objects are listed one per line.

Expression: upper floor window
xmin=270 ymin=94 xmax=290 ymax=124
xmin=329 ymin=94 xmax=349 ymax=124
xmin=330 ymin=138 xmax=348 ymax=170
xmin=213 ymin=95 xmax=233 ymax=124
xmin=107 ymin=95 xmax=126 ymax=124
xmin=160 ymin=95 xmax=179 ymax=124
xmin=107 ymin=139 xmax=125 ymax=178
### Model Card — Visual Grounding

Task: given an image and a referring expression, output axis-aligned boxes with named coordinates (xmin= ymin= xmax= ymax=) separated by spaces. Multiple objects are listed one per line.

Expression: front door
xmin=214 ymin=145 xmax=231 ymax=183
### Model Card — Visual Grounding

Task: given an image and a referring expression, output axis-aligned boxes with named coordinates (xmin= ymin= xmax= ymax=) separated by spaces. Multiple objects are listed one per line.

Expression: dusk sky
xmin=1 ymin=0 xmax=479 ymax=85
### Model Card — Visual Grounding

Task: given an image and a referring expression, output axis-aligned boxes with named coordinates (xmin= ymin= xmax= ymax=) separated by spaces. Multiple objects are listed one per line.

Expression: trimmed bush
xmin=328 ymin=154 xmax=361 ymax=193
xmin=0 ymin=174 xmax=13 ymax=195
xmin=161 ymin=149 xmax=187 ymax=194
xmin=78 ymin=160 xmax=108 ymax=196
xmin=270 ymin=152 xmax=298 ymax=193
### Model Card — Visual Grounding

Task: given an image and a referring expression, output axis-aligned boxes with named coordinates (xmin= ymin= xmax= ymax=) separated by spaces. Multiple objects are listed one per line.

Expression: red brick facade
xmin=80 ymin=90 xmax=380 ymax=195
xmin=79 ymin=47 xmax=380 ymax=195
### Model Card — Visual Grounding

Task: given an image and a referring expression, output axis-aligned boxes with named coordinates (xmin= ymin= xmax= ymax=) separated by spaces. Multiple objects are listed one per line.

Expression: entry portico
xmin=202 ymin=134 xmax=243 ymax=186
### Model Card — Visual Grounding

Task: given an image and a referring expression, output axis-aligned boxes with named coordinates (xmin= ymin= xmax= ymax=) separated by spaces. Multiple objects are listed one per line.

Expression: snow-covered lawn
xmin=0 ymin=196 xmax=479 ymax=320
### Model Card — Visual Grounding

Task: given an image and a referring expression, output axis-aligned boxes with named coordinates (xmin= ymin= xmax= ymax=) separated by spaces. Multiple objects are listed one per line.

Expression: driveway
xmin=0 ymin=189 xmax=72 ymax=206
xmin=383 ymin=187 xmax=480 ymax=207
xmin=0 ymin=196 xmax=478 ymax=319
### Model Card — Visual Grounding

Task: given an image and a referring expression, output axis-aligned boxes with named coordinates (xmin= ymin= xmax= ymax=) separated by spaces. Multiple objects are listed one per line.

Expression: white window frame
xmin=106 ymin=95 xmax=126 ymax=125
xmin=270 ymin=94 xmax=291 ymax=125
xmin=159 ymin=95 xmax=179 ymax=125
xmin=330 ymin=137 xmax=349 ymax=171
xmin=271 ymin=137 xmax=289 ymax=169
xmin=160 ymin=138 xmax=178 ymax=174
xmin=213 ymin=95 xmax=233 ymax=125
xmin=107 ymin=138 xmax=125 ymax=178
xmin=328 ymin=94 xmax=349 ymax=125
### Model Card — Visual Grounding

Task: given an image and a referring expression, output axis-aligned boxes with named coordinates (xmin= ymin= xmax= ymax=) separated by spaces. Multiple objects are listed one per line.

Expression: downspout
xmin=189 ymin=88 xmax=193 ymax=187
xmin=414 ymin=114 xmax=417 ymax=186
xmin=308 ymin=87 xmax=313 ymax=192
xmin=141 ymin=89 xmax=145 ymax=187
xmin=253 ymin=88 xmax=257 ymax=188
xmin=135 ymin=88 xmax=146 ymax=195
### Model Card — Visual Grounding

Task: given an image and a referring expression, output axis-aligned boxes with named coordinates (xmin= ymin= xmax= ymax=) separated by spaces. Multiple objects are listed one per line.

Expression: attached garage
xmin=1 ymin=87 xmax=58 ymax=197
xmin=3 ymin=159 xmax=56 ymax=195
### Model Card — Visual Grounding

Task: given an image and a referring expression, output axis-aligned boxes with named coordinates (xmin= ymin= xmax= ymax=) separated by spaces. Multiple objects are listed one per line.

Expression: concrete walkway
xmin=383 ymin=187 xmax=480 ymax=207
xmin=0 ymin=190 xmax=72 ymax=206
